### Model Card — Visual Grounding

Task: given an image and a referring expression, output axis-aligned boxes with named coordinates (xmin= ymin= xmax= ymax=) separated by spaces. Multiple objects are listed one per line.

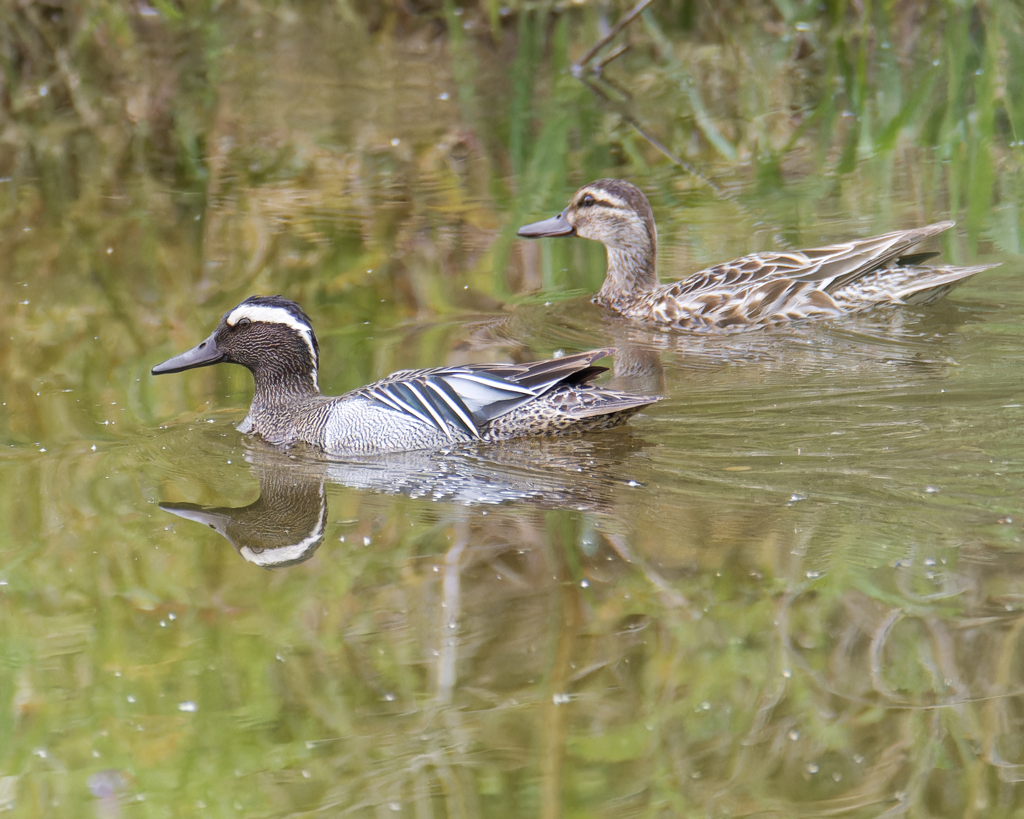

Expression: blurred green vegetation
xmin=2 ymin=0 xmax=1021 ymax=300
xmin=2 ymin=0 xmax=1020 ymax=445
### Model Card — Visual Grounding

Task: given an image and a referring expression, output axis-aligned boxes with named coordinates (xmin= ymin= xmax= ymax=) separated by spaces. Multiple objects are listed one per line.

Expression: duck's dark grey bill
xmin=151 ymin=332 xmax=224 ymax=375
xmin=517 ymin=212 xmax=575 ymax=238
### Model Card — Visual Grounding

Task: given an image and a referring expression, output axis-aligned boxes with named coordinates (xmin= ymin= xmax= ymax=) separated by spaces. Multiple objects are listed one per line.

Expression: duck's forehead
xmin=226 ymin=303 xmax=310 ymax=331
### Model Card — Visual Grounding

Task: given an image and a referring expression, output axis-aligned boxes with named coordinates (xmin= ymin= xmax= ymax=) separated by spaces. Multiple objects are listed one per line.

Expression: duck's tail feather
xmin=895 ymin=263 xmax=1001 ymax=304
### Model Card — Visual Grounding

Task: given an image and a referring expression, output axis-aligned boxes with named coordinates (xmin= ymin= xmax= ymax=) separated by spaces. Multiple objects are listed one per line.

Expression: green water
xmin=2 ymin=3 xmax=1024 ymax=817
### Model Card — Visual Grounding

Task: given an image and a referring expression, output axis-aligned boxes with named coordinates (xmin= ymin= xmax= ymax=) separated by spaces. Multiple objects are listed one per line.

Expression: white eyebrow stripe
xmin=227 ymin=304 xmax=318 ymax=386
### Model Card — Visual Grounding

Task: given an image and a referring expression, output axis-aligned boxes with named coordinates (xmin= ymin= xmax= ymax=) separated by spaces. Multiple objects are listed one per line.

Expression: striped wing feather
xmin=661 ymin=223 xmax=956 ymax=302
xmin=359 ymin=348 xmax=617 ymax=438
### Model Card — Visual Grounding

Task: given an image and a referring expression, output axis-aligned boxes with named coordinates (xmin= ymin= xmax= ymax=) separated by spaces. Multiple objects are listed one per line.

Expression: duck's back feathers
xmin=355 ymin=347 xmax=655 ymax=441
xmin=629 ymin=222 xmax=995 ymax=331
xmin=788 ymin=222 xmax=954 ymax=288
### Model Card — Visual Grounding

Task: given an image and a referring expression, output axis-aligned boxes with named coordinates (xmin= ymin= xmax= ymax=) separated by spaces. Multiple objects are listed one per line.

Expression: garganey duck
xmin=152 ymin=295 xmax=659 ymax=455
xmin=518 ymin=178 xmax=997 ymax=332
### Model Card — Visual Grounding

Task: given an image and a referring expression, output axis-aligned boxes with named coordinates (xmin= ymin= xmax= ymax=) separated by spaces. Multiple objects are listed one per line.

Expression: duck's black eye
xmin=236 ymin=318 xmax=251 ymax=328
xmin=580 ymin=193 xmax=597 ymax=207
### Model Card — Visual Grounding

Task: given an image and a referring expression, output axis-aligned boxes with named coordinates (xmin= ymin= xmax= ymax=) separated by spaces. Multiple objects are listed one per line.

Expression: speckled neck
xmin=595 ymin=243 xmax=658 ymax=310
xmin=245 ymin=369 xmax=320 ymax=439
xmin=252 ymin=364 xmax=319 ymax=400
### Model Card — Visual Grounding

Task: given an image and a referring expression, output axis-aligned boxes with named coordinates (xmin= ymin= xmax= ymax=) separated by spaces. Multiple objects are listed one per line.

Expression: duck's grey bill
xmin=152 ymin=333 xmax=223 ymax=375
xmin=517 ymin=212 xmax=575 ymax=238
xmin=159 ymin=502 xmax=226 ymax=529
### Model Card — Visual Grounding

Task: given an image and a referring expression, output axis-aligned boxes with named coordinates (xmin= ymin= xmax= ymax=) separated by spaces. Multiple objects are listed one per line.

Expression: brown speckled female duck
xmin=518 ymin=178 xmax=997 ymax=332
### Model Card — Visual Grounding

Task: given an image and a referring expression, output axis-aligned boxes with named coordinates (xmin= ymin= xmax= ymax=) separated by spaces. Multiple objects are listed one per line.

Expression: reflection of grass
xmin=7 ymin=438 xmax=1024 ymax=816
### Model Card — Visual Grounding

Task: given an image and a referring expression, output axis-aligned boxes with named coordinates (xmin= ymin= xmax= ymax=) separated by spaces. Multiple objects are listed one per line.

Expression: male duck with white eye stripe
xmin=152 ymin=295 xmax=660 ymax=455
xmin=518 ymin=178 xmax=998 ymax=332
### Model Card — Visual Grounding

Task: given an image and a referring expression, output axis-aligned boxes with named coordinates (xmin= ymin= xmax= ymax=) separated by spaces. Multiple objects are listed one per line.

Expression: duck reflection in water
xmin=162 ymin=459 xmax=328 ymax=569
xmin=161 ymin=434 xmax=654 ymax=569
